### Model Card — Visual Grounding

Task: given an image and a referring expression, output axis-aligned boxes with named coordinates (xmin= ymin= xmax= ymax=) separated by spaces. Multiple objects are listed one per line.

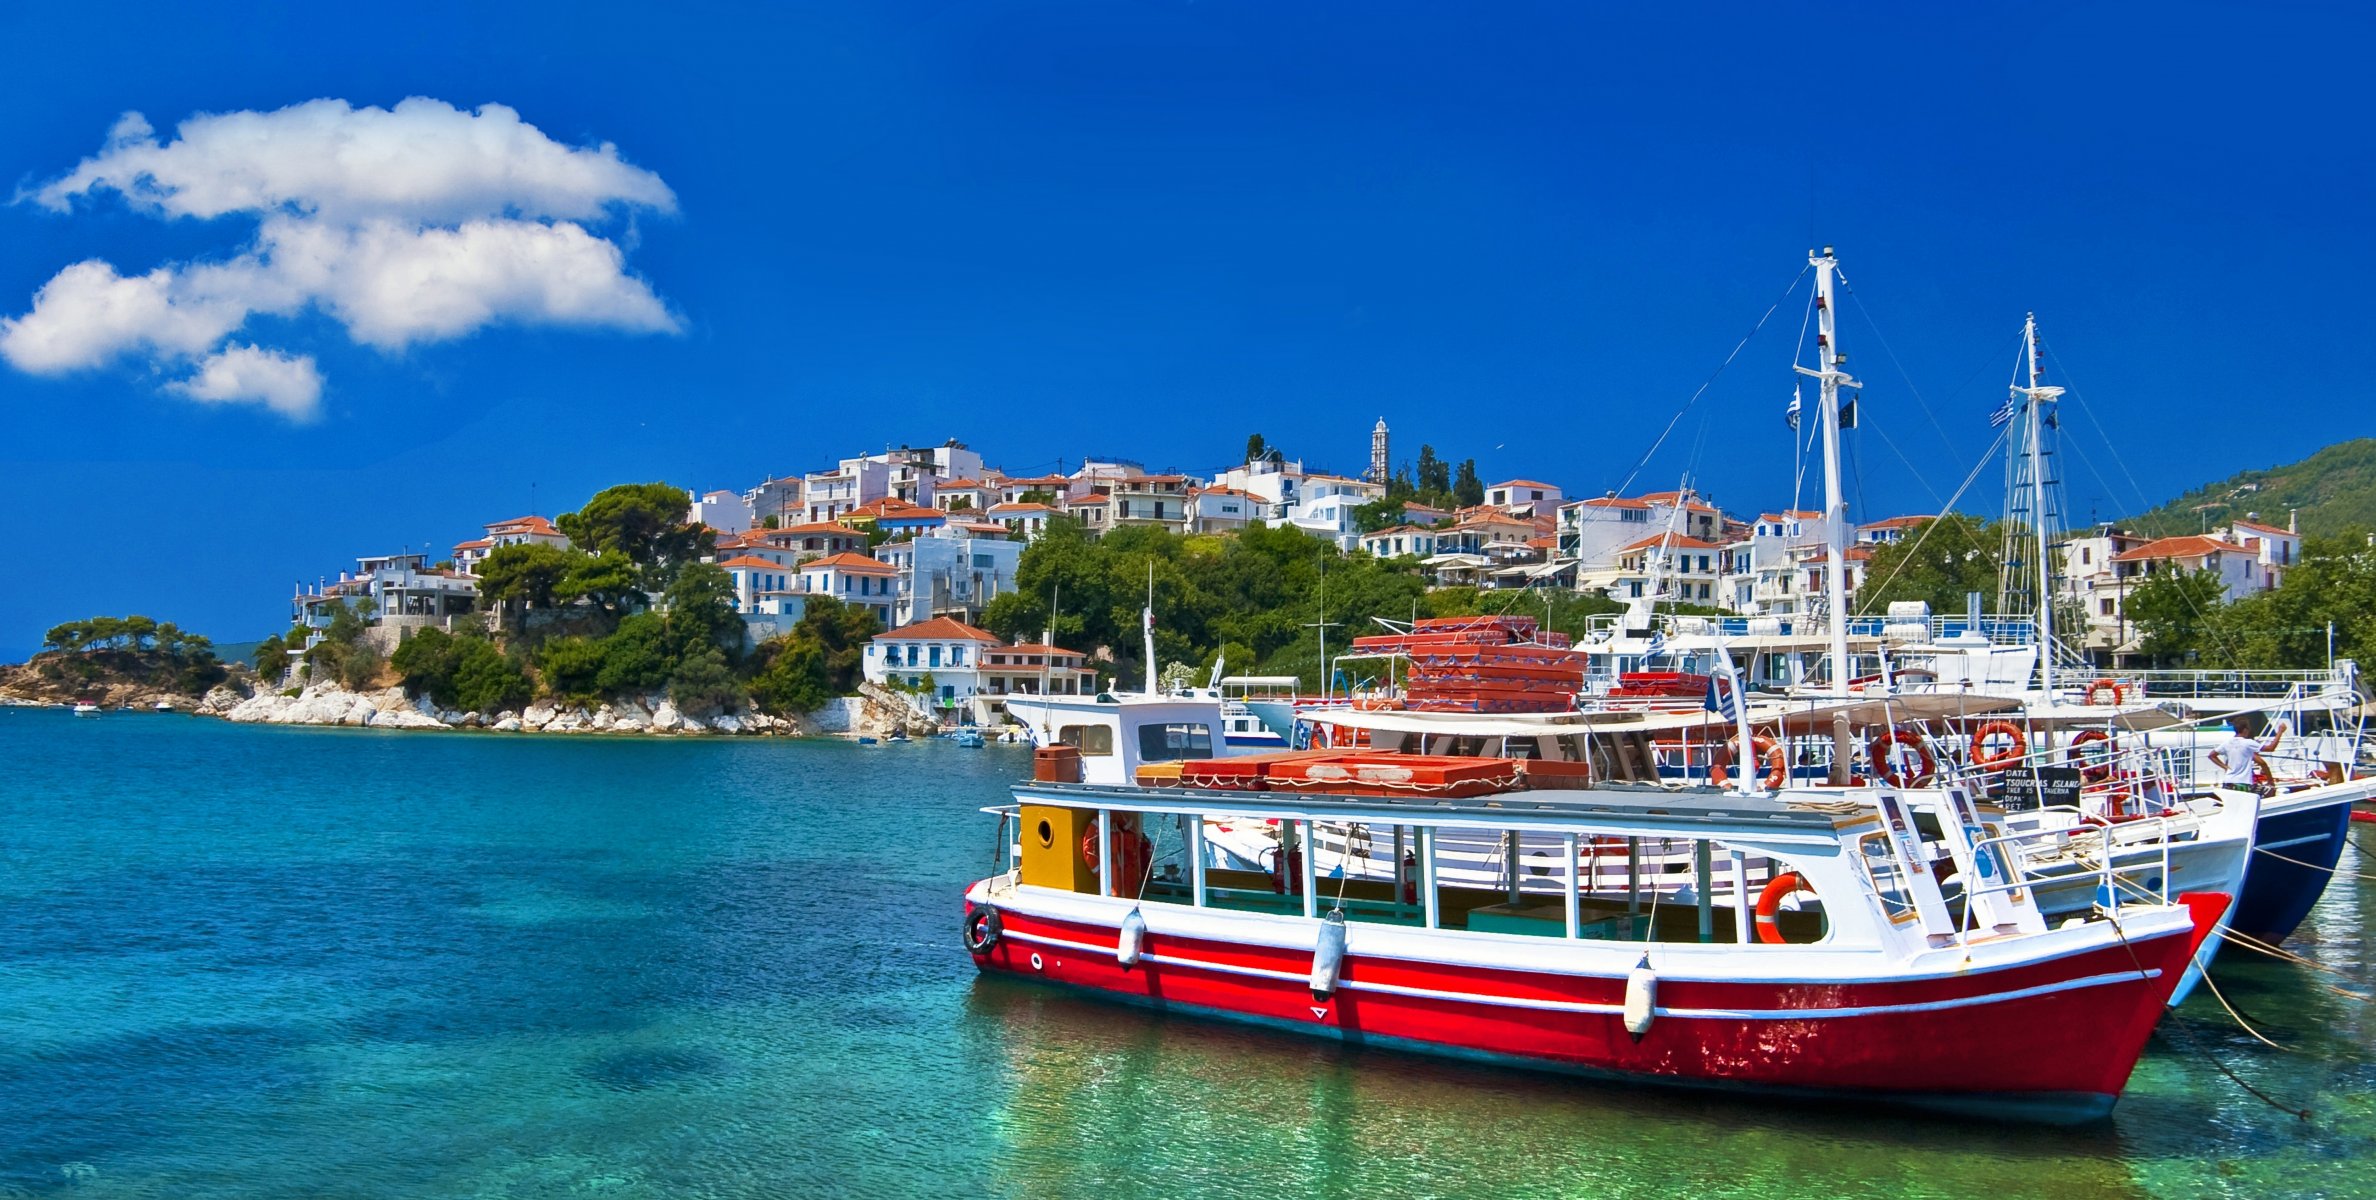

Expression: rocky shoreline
xmin=7 ymin=676 xmax=942 ymax=741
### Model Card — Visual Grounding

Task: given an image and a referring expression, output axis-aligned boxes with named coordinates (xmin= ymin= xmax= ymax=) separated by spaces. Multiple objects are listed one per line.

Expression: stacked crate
xmin=1351 ymin=615 xmax=1587 ymax=714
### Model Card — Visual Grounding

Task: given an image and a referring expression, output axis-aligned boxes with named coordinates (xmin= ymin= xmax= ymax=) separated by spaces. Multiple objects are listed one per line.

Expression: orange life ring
xmin=1748 ymin=735 xmax=1789 ymax=790
xmin=1867 ymin=728 xmax=1936 ymax=787
xmin=1969 ymin=720 xmax=2027 ymax=771
xmin=1754 ymin=872 xmax=1807 ymax=944
xmin=2085 ymin=678 xmax=2127 ymax=706
xmin=2068 ymin=729 xmax=2115 ymax=783
xmin=1080 ymin=816 xmax=1150 ymax=897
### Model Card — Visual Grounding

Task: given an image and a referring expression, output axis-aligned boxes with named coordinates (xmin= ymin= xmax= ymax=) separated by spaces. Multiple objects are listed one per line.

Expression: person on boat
xmin=2209 ymin=717 xmax=2288 ymax=795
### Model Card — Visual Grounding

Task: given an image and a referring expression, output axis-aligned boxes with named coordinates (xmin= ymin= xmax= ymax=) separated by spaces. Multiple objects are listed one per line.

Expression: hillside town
xmin=281 ymin=421 xmax=2307 ymax=729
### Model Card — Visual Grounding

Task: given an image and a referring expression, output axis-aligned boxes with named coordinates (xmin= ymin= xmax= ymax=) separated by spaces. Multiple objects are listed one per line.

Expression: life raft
xmin=1754 ymin=873 xmax=1808 ymax=944
xmin=1867 ymin=728 xmax=1936 ymax=787
xmin=2067 ymin=729 xmax=2116 ymax=784
xmin=1969 ymin=720 xmax=2027 ymax=771
xmin=1747 ymin=735 xmax=1790 ymax=790
xmin=2084 ymin=678 xmax=2129 ymax=706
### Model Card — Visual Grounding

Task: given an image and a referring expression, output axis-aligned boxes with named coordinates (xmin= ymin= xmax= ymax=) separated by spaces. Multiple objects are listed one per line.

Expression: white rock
xmin=492 ymin=717 xmax=523 ymax=732
xmin=651 ymin=700 xmax=682 ymax=732
xmin=590 ymin=706 xmax=616 ymax=731
xmin=548 ymin=709 xmax=587 ymax=732
xmin=368 ymin=707 xmax=446 ymax=730
xmin=524 ymin=701 xmax=558 ymax=727
xmin=712 ymin=713 xmax=743 ymax=734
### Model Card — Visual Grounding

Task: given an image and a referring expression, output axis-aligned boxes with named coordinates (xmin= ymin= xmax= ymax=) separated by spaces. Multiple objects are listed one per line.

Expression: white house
xmin=688 ymin=488 xmax=755 ymax=535
xmin=984 ymin=501 xmax=1058 ymax=541
xmin=799 ymin=552 xmax=899 ymax=626
xmin=1485 ymin=479 xmax=1564 ymax=518
xmin=863 ymin=616 xmax=1004 ymax=717
xmin=875 ymin=530 xmax=1023 ymax=626
xmin=454 ymin=514 xmax=570 ymax=575
xmin=717 ymin=554 xmax=806 ymax=618
xmin=1360 ymin=525 xmax=1442 ymax=559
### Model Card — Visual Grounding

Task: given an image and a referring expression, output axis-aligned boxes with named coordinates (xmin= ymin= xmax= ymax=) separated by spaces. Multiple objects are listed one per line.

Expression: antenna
xmin=1303 ymin=556 xmax=1341 ymax=702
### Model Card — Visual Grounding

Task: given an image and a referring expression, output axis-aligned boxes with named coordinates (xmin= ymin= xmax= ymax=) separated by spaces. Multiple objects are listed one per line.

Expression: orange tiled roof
xmin=2231 ymin=519 xmax=2293 ymax=537
xmin=985 ymin=502 xmax=1055 ymax=515
xmin=994 ymin=642 xmax=1088 ymax=659
xmin=1617 ymin=532 xmax=1722 ymax=553
xmin=452 ymin=538 xmax=492 ymax=551
xmin=2113 ymin=535 xmax=2251 ymax=563
xmin=717 ymin=555 xmax=787 ymax=570
xmin=1859 ymin=515 xmax=1934 ymax=530
xmin=1490 ymin=479 xmax=1560 ymax=491
xmin=804 ymin=552 xmax=897 ymax=574
xmin=879 ymin=616 xmax=1001 ymax=642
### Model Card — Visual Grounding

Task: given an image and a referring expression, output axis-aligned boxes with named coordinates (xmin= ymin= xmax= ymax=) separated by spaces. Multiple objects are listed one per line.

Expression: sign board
xmin=1995 ymin=766 xmax=2083 ymax=812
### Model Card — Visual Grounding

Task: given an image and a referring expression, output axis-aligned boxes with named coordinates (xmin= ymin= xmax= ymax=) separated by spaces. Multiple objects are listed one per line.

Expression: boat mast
xmin=2013 ymin=314 xmax=2065 ymax=697
xmin=1795 ymin=248 xmax=1859 ymax=692
xmin=1143 ymin=565 xmax=1159 ymax=697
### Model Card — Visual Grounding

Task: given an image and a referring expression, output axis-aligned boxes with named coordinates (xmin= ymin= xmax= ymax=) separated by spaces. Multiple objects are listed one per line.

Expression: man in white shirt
xmin=2208 ymin=718 xmax=2287 ymax=793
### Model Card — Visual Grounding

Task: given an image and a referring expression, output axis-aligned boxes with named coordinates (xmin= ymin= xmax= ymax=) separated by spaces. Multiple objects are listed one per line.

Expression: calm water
xmin=2 ymin=709 xmax=2372 ymax=1199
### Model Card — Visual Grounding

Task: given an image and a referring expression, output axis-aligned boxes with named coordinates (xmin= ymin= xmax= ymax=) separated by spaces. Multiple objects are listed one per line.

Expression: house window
xmin=2100 ymin=599 xmax=2115 ymax=616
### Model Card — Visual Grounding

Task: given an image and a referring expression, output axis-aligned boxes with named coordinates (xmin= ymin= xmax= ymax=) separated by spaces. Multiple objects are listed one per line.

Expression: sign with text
xmin=1995 ymin=766 xmax=2083 ymax=812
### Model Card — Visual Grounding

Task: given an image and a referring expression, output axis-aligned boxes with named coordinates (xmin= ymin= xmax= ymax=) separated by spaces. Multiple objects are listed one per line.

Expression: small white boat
xmin=71 ymin=698 xmax=101 ymax=716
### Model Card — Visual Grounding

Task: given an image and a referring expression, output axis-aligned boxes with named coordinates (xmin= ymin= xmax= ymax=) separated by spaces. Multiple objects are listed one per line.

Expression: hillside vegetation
xmin=2127 ymin=438 xmax=2376 ymax=538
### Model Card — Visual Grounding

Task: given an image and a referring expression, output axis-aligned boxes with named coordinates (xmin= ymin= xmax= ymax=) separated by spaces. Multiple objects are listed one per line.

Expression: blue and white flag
xmin=1643 ymin=630 xmax=1668 ymax=661
xmin=1989 ymin=394 xmax=2017 ymax=429
xmin=1784 ymin=387 xmax=1802 ymax=431
xmin=1703 ymin=674 xmax=1739 ymax=721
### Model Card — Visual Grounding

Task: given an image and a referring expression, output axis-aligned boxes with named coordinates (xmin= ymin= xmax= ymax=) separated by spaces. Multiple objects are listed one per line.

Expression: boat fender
xmin=1117 ymin=908 xmax=1147 ymax=970
xmin=1623 ymin=954 xmax=1657 ymax=1042
xmin=1309 ymin=911 xmax=1348 ymax=999
xmin=962 ymin=905 xmax=1003 ymax=955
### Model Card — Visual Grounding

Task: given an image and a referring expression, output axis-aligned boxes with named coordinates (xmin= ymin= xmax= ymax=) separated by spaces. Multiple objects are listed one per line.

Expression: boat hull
xmin=965 ymin=892 xmax=2197 ymax=1123
xmin=2233 ymin=796 xmax=2354 ymax=942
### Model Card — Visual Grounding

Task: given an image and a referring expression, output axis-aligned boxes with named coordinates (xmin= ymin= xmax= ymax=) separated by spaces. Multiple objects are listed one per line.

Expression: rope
xmin=1605 ymin=264 xmax=1809 ymax=502
xmin=2103 ymin=912 xmax=2311 ymax=1119
xmin=2252 ymin=844 xmax=2376 ymax=882
xmin=1850 ymin=423 xmax=2013 ymax=615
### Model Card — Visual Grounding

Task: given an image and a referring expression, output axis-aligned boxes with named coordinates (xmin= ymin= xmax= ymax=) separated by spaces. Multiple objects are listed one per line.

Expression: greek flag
xmin=1784 ymin=388 xmax=1802 ymax=431
xmin=1703 ymin=675 xmax=1739 ymax=720
xmin=1643 ymin=630 xmax=1667 ymax=660
xmin=1989 ymin=394 xmax=2016 ymax=429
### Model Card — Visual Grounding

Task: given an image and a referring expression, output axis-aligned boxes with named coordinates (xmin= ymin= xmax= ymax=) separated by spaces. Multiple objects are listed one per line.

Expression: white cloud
xmin=2 ymin=97 xmax=679 ymax=420
xmin=168 ymin=344 xmax=323 ymax=420
xmin=29 ymin=97 xmax=677 ymax=224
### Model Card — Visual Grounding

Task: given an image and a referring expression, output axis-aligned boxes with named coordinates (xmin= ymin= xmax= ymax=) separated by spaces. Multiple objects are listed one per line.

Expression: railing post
xmin=1564 ymin=833 xmax=1580 ymax=938
xmin=1099 ymin=807 xmax=1114 ymax=898
xmin=1300 ymin=819 xmax=1318 ymax=919
xmin=1420 ymin=826 xmax=1440 ymax=929
xmin=1188 ymin=813 xmax=1207 ymax=907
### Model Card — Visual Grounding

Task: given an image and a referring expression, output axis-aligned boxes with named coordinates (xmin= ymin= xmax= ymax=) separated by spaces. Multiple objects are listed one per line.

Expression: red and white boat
xmin=964 ymin=733 xmax=2225 ymax=1123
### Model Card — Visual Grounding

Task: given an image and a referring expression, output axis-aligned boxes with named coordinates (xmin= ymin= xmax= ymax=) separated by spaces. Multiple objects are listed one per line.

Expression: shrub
xmin=537 ymin=636 xmax=608 ymax=706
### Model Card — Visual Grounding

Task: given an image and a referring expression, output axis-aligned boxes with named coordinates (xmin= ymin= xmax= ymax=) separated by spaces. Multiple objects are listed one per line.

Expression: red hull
xmin=969 ymin=904 xmax=2194 ymax=1120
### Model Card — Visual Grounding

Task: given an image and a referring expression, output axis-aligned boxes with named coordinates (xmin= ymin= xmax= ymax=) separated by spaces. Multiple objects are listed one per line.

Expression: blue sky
xmin=2 ymin=1 xmax=2369 ymax=656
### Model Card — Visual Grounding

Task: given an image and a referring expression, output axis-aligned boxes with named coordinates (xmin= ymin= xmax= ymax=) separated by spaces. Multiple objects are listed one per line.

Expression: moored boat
xmin=965 ymin=746 xmax=2223 ymax=1122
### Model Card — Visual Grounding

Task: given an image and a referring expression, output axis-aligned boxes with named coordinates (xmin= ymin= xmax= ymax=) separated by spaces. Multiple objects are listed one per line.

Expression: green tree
xmin=1452 ymin=459 xmax=1484 ymax=508
xmin=451 ymin=637 xmax=533 ymax=713
xmin=668 ymin=645 xmax=740 ymax=715
xmin=662 ymin=561 xmax=742 ymax=660
xmin=1016 ymin=489 xmax=1059 ymax=507
xmin=1415 ymin=445 xmax=1449 ymax=499
xmin=391 ymin=627 xmax=466 ymax=704
xmin=1853 ymin=515 xmax=2004 ymax=617
xmin=557 ymin=482 xmax=714 ymax=587
xmin=789 ymin=595 xmax=882 ymax=692
xmin=252 ymin=634 xmax=291 ymax=680
xmin=749 ymin=637 xmax=834 ymax=714
xmin=537 ymin=636 xmax=609 ymax=705
xmin=556 ymin=549 xmax=647 ymax=615
xmin=1245 ymin=433 xmax=1267 ymax=462
xmin=1352 ymin=494 xmax=1410 ymax=536
xmin=478 ymin=542 xmax=583 ymax=614
xmin=2124 ymin=567 xmax=2230 ymax=666
xmin=596 ymin=612 xmax=675 ymax=695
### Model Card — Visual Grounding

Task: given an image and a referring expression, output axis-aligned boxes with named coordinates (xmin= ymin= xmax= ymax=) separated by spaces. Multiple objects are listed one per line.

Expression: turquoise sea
xmin=2 ymin=708 xmax=2372 ymax=1199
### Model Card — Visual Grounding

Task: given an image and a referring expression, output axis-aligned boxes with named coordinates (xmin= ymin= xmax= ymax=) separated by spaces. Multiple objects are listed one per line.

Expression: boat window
xmin=1856 ymin=832 xmax=1918 ymax=925
xmin=1137 ymin=722 xmax=1214 ymax=762
xmin=1058 ymin=724 xmax=1114 ymax=756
